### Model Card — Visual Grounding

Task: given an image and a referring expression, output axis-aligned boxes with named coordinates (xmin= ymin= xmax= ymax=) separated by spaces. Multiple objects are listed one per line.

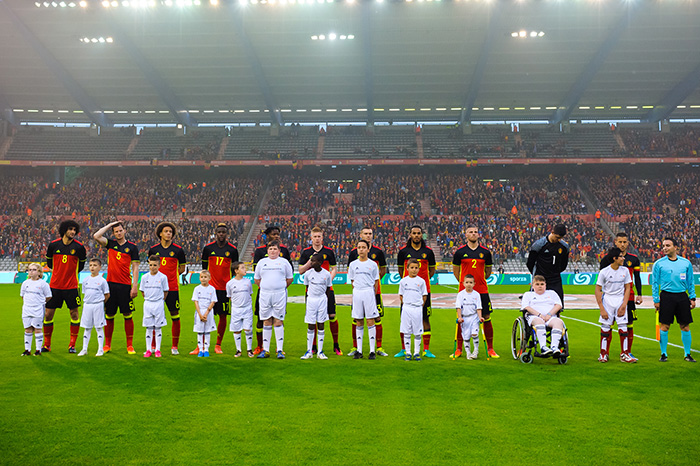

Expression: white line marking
xmin=562 ymin=315 xmax=699 ymax=354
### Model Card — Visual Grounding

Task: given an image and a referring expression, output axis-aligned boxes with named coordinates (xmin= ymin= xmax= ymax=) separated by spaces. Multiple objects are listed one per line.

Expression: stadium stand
xmin=6 ymin=127 xmax=133 ymax=161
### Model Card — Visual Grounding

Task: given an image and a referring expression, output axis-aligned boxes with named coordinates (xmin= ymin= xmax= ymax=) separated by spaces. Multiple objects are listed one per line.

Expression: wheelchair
xmin=511 ymin=311 xmax=569 ymax=364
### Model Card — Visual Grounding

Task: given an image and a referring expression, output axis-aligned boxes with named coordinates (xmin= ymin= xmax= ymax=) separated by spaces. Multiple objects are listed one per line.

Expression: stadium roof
xmin=0 ymin=0 xmax=699 ymax=126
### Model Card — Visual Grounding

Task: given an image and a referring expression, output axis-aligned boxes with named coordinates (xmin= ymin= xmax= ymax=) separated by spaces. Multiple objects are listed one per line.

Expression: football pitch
xmin=2 ymin=283 xmax=698 ymax=465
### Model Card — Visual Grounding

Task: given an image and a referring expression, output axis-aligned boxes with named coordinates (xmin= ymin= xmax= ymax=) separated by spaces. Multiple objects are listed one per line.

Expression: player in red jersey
xmin=43 ymin=220 xmax=87 ymax=353
xmin=298 ymin=226 xmax=341 ymax=355
xmin=599 ymin=232 xmax=643 ymax=358
xmin=346 ymin=227 xmax=388 ymax=357
xmin=190 ymin=223 xmax=239 ymax=355
xmin=452 ymin=225 xmax=499 ymax=358
xmin=148 ymin=222 xmax=187 ymax=355
xmin=396 ymin=225 xmax=437 ymax=358
xmin=93 ymin=221 xmax=140 ymax=354
xmin=251 ymin=226 xmax=293 ymax=354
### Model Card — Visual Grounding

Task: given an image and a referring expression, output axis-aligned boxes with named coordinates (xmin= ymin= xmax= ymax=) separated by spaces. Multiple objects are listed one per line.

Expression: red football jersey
xmin=46 ymin=238 xmax=86 ymax=290
xmin=106 ymin=239 xmax=139 ymax=286
xmin=452 ymin=244 xmax=493 ymax=293
xmin=148 ymin=243 xmax=187 ymax=291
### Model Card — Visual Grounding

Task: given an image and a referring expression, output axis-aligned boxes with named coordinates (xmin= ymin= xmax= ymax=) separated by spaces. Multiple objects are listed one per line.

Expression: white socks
xmin=307 ymin=329 xmax=315 ymax=353
xmin=414 ymin=335 xmax=421 ymax=356
xmin=262 ymin=326 xmax=272 ymax=352
xmin=274 ymin=326 xmax=284 ymax=352
xmin=245 ymin=330 xmax=253 ymax=352
xmin=368 ymin=325 xmax=376 ymax=353
xmin=24 ymin=332 xmax=32 ymax=352
xmin=356 ymin=326 xmax=364 ymax=354
xmin=234 ymin=332 xmax=242 ymax=352
xmin=318 ymin=330 xmax=325 ymax=354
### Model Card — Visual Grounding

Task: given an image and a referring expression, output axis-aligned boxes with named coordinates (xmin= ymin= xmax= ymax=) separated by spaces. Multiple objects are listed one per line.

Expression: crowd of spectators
xmin=5 ymin=170 xmax=700 ymax=266
xmin=39 ymin=175 xmax=262 ymax=217
xmin=428 ymin=174 xmax=587 ymax=216
xmin=620 ymin=126 xmax=700 ymax=157
xmin=0 ymin=214 xmax=246 ymax=266
xmin=0 ymin=176 xmax=46 ymax=216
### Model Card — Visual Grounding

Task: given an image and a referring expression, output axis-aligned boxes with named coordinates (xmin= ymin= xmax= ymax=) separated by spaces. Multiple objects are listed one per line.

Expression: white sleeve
xmin=254 ymin=262 xmax=262 ymax=280
xmin=102 ymin=280 xmax=110 ymax=295
xmin=398 ymin=280 xmax=405 ymax=297
xmin=455 ymin=292 xmax=462 ymax=309
xmin=139 ymin=277 xmax=146 ymax=292
xmin=286 ymin=262 xmax=294 ymax=279
xmin=20 ymin=283 xmax=26 ymax=298
xmin=520 ymin=292 xmax=532 ymax=310
xmin=326 ymin=273 xmax=332 ymax=288
xmin=210 ymin=287 xmax=218 ymax=302
xmin=624 ymin=272 xmax=632 ymax=284
xmin=421 ymin=280 xmax=428 ymax=296
xmin=162 ymin=274 xmax=169 ymax=292
xmin=44 ymin=282 xmax=52 ymax=298
xmin=226 ymin=281 xmax=233 ymax=298
xmin=549 ymin=290 xmax=562 ymax=307
xmin=595 ymin=270 xmax=606 ymax=287
xmin=474 ymin=294 xmax=482 ymax=310
xmin=191 ymin=287 xmax=198 ymax=302
xmin=373 ymin=263 xmax=380 ymax=281
xmin=247 ymin=280 xmax=253 ymax=295
xmin=347 ymin=264 xmax=354 ymax=282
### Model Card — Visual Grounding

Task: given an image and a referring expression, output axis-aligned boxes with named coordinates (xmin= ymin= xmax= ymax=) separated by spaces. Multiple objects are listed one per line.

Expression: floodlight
xmin=98 ymin=37 xmax=105 ymax=42
xmin=319 ymin=34 xmax=325 ymax=40
xmin=91 ymin=38 xmax=98 ymax=42
xmin=329 ymin=33 xmax=337 ymax=40
xmin=339 ymin=35 xmax=346 ymax=40
xmin=311 ymin=35 xmax=318 ymax=40
xmin=79 ymin=0 xmax=87 ymax=6
xmin=106 ymin=37 xmax=114 ymax=42
xmin=35 ymin=2 xmax=41 ymax=7
xmin=347 ymin=34 xmax=354 ymax=39
xmin=519 ymin=30 xmax=526 ymax=37
xmin=210 ymin=0 xmax=219 ymax=4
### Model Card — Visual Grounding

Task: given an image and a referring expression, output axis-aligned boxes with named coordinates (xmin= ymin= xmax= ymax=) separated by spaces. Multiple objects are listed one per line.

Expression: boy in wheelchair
xmin=520 ymin=275 xmax=565 ymax=357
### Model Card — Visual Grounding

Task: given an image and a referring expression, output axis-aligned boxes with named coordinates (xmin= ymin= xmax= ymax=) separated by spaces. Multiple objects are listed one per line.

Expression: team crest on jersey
xmin=558 ymin=248 xmax=562 ymax=254
xmin=323 ymin=254 xmax=327 ymax=260
xmin=627 ymin=261 xmax=631 ymax=266
xmin=225 ymin=251 xmax=230 ymax=257
xmin=169 ymin=251 xmax=174 ymax=256
xmin=479 ymin=253 xmax=484 ymax=258
xmin=125 ymin=248 xmax=130 ymax=253
xmin=422 ymin=253 xmax=426 ymax=259
xmin=371 ymin=254 xmax=376 ymax=259
xmin=70 ymin=249 xmax=75 ymax=254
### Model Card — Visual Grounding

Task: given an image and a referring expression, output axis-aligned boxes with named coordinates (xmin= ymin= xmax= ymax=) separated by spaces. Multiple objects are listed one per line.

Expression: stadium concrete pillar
xmin=270 ymin=125 xmax=280 ymax=137
xmin=660 ymin=120 xmax=671 ymax=133
xmin=462 ymin=124 xmax=472 ymax=135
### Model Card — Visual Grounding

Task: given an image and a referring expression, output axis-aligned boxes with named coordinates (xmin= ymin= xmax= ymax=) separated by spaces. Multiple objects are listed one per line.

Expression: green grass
xmin=2 ymin=284 xmax=699 ymax=465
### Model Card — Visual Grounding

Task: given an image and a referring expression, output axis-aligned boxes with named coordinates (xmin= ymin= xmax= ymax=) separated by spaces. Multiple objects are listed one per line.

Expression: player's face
xmin=200 ymin=273 xmax=210 ymax=286
xmin=550 ymin=233 xmax=563 ymax=243
xmin=360 ymin=229 xmax=373 ymax=243
xmin=64 ymin=227 xmax=77 ymax=239
xmin=357 ymin=242 xmax=369 ymax=258
xmin=89 ymin=262 xmax=100 ymax=274
xmin=236 ymin=264 xmax=247 ymax=276
xmin=160 ymin=227 xmax=173 ymax=242
xmin=614 ymin=236 xmax=628 ymax=252
xmin=310 ymin=257 xmax=323 ymax=271
xmin=410 ymin=228 xmax=423 ymax=245
xmin=268 ymin=230 xmax=280 ymax=242
xmin=112 ymin=225 xmax=125 ymax=241
xmin=613 ymin=255 xmax=625 ymax=266
xmin=267 ymin=245 xmax=280 ymax=259
xmin=662 ymin=240 xmax=676 ymax=256
xmin=533 ymin=280 xmax=547 ymax=294
xmin=27 ymin=266 xmax=40 ymax=280
xmin=148 ymin=261 xmax=160 ymax=273
xmin=311 ymin=231 xmax=323 ymax=248
xmin=466 ymin=228 xmax=479 ymax=243
xmin=215 ymin=227 xmax=228 ymax=243
xmin=463 ymin=278 xmax=475 ymax=291
xmin=407 ymin=263 xmax=420 ymax=277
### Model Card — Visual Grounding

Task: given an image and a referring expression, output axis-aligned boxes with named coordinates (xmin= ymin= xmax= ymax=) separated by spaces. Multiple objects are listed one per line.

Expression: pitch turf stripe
xmin=562 ymin=315 xmax=699 ymax=354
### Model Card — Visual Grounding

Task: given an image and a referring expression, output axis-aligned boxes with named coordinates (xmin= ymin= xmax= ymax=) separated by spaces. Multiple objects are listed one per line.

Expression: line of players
xmin=20 ymin=219 xmax=502 ymax=359
xmin=19 ymin=220 xmax=695 ymax=362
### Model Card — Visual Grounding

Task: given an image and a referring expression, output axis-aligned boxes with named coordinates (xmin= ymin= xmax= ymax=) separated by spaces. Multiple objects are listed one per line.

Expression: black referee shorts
xmin=105 ymin=282 xmax=135 ymax=317
xmin=659 ymin=291 xmax=693 ymax=326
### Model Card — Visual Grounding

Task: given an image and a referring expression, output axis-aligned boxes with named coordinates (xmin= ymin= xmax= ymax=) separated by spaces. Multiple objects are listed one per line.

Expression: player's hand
xmin=654 ymin=302 xmax=660 ymax=311
xmin=457 ymin=318 xmax=463 ymax=324
xmin=479 ymin=317 xmax=484 ymax=323
xmin=600 ymin=310 xmax=609 ymax=320
xmin=635 ymin=296 xmax=643 ymax=305
xmin=130 ymin=287 xmax=138 ymax=299
xmin=201 ymin=315 xmax=207 ymax=322
xmin=542 ymin=314 xmax=550 ymax=322
xmin=617 ymin=307 xmax=626 ymax=317
xmin=691 ymin=300 xmax=696 ymax=310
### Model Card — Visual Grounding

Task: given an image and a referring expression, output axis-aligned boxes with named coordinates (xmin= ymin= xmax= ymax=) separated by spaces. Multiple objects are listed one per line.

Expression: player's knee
xmin=329 ymin=315 xmax=337 ymax=323
xmin=123 ymin=314 xmax=132 ymax=320
xmin=601 ymin=326 xmax=611 ymax=333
